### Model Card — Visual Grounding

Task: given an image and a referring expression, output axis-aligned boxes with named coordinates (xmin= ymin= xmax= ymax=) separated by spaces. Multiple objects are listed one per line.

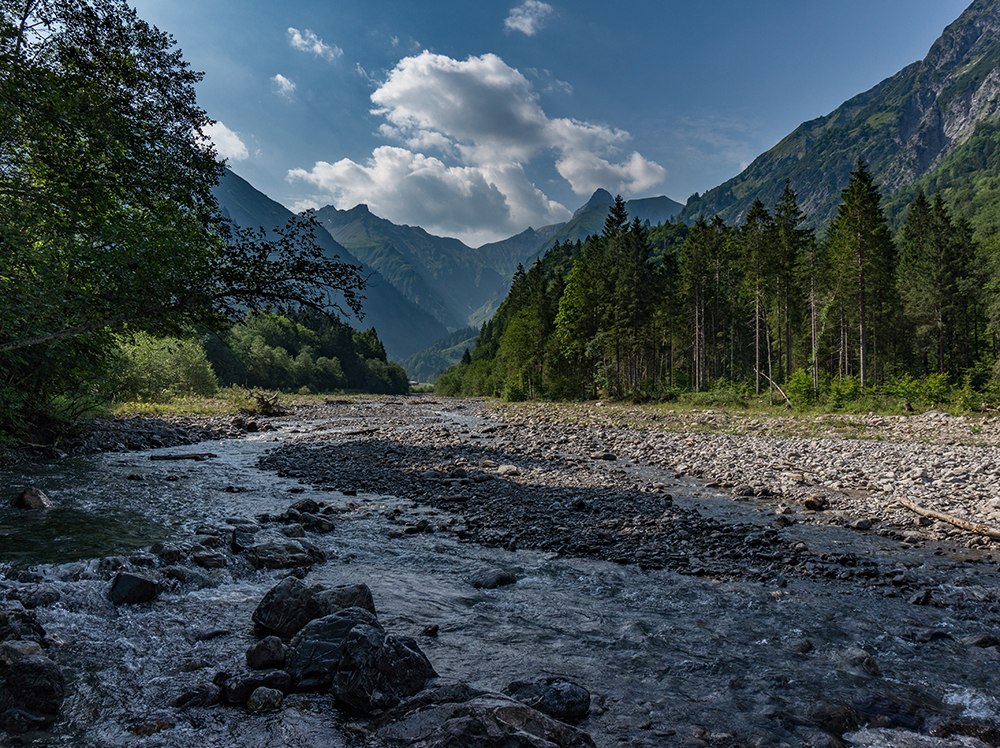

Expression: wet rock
xmin=375 ymin=684 xmax=596 ymax=747
xmin=10 ymin=488 xmax=54 ymax=510
xmin=246 ymin=540 xmax=325 ymax=569
xmin=285 ymin=607 xmax=435 ymax=714
xmin=839 ymin=646 xmax=880 ymax=676
xmin=469 ymin=568 xmax=518 ymax=589
xmin=0 ymin=653 xmax=66 ymax=733
xmin=218 ymin=670 xmax=292 ymax=705
xmin=289 ymin=498 xmax=320 ymax=515
xmin=191 ymin=550 xmax=228 ymax=569
xmin=252 ymin=577 xmax=377 ymax=638
xmin=0 ymin=605 xmax=46 ymax=643
xmin=247 ymin=636 xmax=287 ymax=670
xmin=169 ymin=683 xmax=221 ymax=708
xmin=0 ymin=641 xmax=43 ymax=664
xmin=503 ymin=677 xmax=591 ymax=722
xmin=109 ymin=571 xmax=161 ymax=605
xmin=150 ymin=542 xmax=184 ymax=563
xmin=10 ymin=585 xmax=60 ymax=610
xmin=246 ymin=686 xmax=283 ymax=712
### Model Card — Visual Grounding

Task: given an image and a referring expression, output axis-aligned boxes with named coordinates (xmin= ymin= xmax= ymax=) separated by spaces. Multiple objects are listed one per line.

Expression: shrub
xmin=109 ymin=332 xmax=218 ymax=401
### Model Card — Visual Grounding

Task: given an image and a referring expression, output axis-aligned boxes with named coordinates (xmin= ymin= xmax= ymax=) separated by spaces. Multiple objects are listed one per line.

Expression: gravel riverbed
xmin=7 ymin=395 xmax=1000 ymax=747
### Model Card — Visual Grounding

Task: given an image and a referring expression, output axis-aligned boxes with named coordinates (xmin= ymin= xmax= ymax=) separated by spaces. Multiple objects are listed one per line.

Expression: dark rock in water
xmin=469 ymin=568 xmax=517 ymax=589
xmin=503 ymin=677 xmax=591 ymax=722
xmin=191 ymin=550 xmax=228 ymax=569
xmin=375 ymin=684 xmax=596 ymax=747
xmin=0 ymin=605 xmax=46 ymax=643
xmin=218 ymin=670 xmax=292 ymax=706
xmin=109 ymin=572 xmax=161 ymax=605
xmin=10 ymin=488 xmax=54 ymax=510
xmin=289 ymin=498 xmax=320 ymax=515
xmin=246 ymin=540 xmax=325 ymax=569
xmin=247 ymin=636 xmax=287 ymax=670
xmin=169 ymin=683 xmax=221 ymax=708
xmin=285 ymin=607 xmax=435 ymax=714
xmin=252 ymin=577 xmax=376 ymax=638
xmin=0 ymin=653 xmax=66 ymax=734
xmin=231 ymin=528 xmax=257 ymax=553
xmin=246 ymin=686 xmax=283 ymax=712
xmin=10 ymin=586 xmax=60 ymax=610
xmin=150 ymin=542 xmax=184 ymax=564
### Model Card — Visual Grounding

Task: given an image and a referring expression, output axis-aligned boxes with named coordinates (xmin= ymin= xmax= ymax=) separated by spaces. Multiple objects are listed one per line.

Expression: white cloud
xmin=288 ymin=51 xmax=665 ymax=243
xmin=556 ymin=151 xmax=667 ymax=196
xmin=289 ymin=147 xmax=569 ymax=247
xmin=287 ymin=27 xmax=343 ymax=62
xmin=272 ymin=73 xmax=296 ymax=98
xmin=202 ymin=121 xmax=249 ymax=162
xmin=505 ymin=1 xmax=555 ymax=36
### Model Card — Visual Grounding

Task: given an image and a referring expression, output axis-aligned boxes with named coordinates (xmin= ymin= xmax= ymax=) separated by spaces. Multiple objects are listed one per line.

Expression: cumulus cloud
xmin=202 ymin=121 xmax=249 ymax=162
xmin=272 ymin=73 xmax=296 ymax=98
xmin=505 ymin=1 xmax=555 ymax=36
xmin=289 ymin=147 xmax=569 ymax=247
xmin=288 ymin=51 xmax=664 ymax=243
xmin=287 ymin=27 xmax=342 ymax=61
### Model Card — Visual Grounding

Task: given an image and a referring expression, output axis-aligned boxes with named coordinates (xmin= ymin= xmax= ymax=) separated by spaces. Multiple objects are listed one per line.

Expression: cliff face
xmin=679 ymin=0 xmax=1000 ymax=228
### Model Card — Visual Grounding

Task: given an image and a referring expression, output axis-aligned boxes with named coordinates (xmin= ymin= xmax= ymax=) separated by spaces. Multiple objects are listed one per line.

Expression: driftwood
xmin=896 ymin=496 xmax=1000 ymax=539
xmin=150 ymin=453 xmax=218 ymax=462
xmin=341 ymin=427 xmax=379 ymax=437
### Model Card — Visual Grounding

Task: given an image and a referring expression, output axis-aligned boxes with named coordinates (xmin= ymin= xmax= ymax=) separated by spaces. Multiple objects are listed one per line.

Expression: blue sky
xmin=131 ymin=0 xmax=972 ymax=246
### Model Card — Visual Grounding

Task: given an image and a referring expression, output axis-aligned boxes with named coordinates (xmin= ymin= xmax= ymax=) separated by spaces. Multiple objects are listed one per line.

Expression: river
xmin=2 ymin=399 xmax=999 ymax=747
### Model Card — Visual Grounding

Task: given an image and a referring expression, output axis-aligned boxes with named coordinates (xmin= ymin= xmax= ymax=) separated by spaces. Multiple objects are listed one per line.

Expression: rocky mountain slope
xmin=678 ymin=0 xmax=1000 ymax=228
xmin=212 ymin=170 xmax=448 ymax=361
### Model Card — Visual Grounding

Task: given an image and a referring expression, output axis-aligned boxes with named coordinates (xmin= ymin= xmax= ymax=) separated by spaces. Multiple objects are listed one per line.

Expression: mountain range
xmin=213 ymin=172 xmax=683 ymax=364
xmin=214 ymin=0 xmax=1000 ymax=380
xmin=678 ymin=0 xmax=1000 ymax=229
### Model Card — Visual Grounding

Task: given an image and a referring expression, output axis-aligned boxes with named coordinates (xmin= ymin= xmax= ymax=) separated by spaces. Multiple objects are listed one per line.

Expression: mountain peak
xmin=573 ymin=188 xmax=615 ymax=219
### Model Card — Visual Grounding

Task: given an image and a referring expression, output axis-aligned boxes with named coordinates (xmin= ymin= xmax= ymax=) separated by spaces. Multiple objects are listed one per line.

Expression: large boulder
xmin=0 ymin=651 xmax=66 ymax=734
xmin=375 ymin=684 xmax=596 ymax=748
xmin=109 ymin=572 xmax=161 ymax=605
xmin=285 ymin=607 xmax=435 ymax=714
xmin=246 ymin=540 xmax=326 ymax=569
xmin=252 ymin=577 xmax=376 ymax=638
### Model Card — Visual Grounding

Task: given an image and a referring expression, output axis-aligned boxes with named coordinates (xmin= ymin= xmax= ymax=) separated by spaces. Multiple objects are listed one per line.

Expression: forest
xmin=437 ymin=159 xmax=1000 ymax=409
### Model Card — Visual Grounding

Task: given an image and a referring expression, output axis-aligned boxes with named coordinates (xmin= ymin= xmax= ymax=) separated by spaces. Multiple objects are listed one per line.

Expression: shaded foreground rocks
xmin=285 ymin=606 xmax=435 ymax=713
xmin=252 ymin=576 xmax=376 ymax=638
xmin=375 ymin=683 xmax=596 ymax=748
xmin=0 ymin=606 xmax=64 ymax=734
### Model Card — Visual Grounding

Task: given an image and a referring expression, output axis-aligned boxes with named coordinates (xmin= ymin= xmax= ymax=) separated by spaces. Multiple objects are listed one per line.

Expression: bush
xmin=109 ymin=332 xmax=218 ymax=402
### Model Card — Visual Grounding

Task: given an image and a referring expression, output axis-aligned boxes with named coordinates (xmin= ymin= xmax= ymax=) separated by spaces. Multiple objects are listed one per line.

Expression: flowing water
xmin=2 ymin=406 xmax=1000 ymax=747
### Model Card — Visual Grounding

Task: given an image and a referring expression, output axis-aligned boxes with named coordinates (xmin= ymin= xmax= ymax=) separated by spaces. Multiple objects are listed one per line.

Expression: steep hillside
xmin=679 ymin=0 xmax=1000 ymax=228
xmin=314 ymin=205 xmax=551 ymax=330
xmin=212 ymin=170 xmax=448 ymax=360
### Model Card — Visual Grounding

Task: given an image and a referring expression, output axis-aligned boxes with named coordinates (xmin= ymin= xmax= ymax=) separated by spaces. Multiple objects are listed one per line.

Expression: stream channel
xmin=2 ymin=400 xmax=1000 ymax=748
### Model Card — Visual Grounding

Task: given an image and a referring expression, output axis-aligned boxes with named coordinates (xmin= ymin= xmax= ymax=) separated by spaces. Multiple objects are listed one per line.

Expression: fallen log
xmin=896 ymin=497 xmax=1000 ymax=539
xmin=150 ymin=453 xmax=218 ymax=461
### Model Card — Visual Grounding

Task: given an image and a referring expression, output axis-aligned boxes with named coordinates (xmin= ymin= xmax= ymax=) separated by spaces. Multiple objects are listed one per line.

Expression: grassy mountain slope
xmin=678 ymin=0 xmax=1000 ymax=228
xmin=212 ymin=170 xmax=448 ymax=360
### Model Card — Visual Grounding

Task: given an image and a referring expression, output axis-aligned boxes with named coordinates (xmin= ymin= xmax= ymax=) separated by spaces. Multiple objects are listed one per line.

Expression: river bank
xmin=3 ymin=396 xmax=1000 ymax=747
